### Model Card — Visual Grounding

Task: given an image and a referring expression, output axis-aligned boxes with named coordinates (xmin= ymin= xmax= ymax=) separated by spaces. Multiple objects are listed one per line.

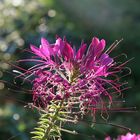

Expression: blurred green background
xmin=0 ymin=0 xmax=140 ymax=139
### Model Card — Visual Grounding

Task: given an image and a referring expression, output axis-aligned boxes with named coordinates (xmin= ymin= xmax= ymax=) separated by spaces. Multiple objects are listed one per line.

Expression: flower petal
xmin=94 ymin=39 xmax=106 ymax=57
xmin=54 ymin=37 xmax=64 ymax=55
xmin=100 ymin=54 xmax=113 ymax=66
xmin=40 ymin=45 xmax=50 ymax=59
xmin=62 ymin=41 xmax=74 ymax=60
xmin=41 ymin=37 xmax=49 ymax=46
xmin=30 ymin=44 xmax=46 ymax=59
xmin=76 ymin=43 xmax=87 ymax=60
xmin=87 ymin=37 xmax=99 ymax=56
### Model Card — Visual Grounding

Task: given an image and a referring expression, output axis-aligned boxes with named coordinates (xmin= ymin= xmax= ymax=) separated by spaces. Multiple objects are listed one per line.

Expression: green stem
xmin=60 ymin=128 xmax=78 ymax=135
xmin=41 ymin=100 xmax=64 ymax=140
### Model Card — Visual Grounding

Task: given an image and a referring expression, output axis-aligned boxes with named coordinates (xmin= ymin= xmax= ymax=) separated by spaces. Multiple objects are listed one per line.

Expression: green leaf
xmin=34 ymin=127 xmax=45 ymax=132
xmin=31 ymin=131 xmax=44 ymax=137
xmin=31 ymin=135 xmax=42 ymax=140
xmin=49 ymin=130 xmax=60 ymax=137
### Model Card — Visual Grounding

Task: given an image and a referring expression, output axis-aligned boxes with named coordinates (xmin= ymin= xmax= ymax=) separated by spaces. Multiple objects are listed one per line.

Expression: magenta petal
xmin=105 ymin=136 xmax=111 ymax=140
xmin=30 ymin=44 xmax=45 ymax=58
xmin=98 ymin=39 xmax=106 ymax=50
xmin=52 ymin=45 xmax=59 ymax=55
xmin=103 ymin=57 xmax=113 ymax=66
xmin=54 ymin=38 xmax=64 ymax=55
xmin=137 ymin=134 xmax=140 ymax=139
xmin=120 ymin=133 xmax=137 ymax=140
xmin=76 ymin=43 xmax=87 ymax=60
xmin=30 ymin=44 xmax=39 ymax=53
xmin=40 ymin=45 xmax=50 ymax=59
xmin=41 ymin=38 xmax=51 ymax=57
xmin=100 ymin=54 xmax=108 ymax=60
xmin=94 ymin=39 xmax=106 ymax=57
xmin=55 ymin=38 xmax=63 ymax=48
xmin=100 ymin=54 xmax=113 ymax=66
xmin=41 ymin=37 xmax=49 ymax=46
xmin=41 ymin=38 xmax=51 ymax=56
xmin=87 ymin=37 xmax=99 ymax=56
xmin=92 ymin=37 xmax=100 ymax=46
xmin=85 ymin=59 xmax=94 ymax=69
xmin=62 ymin=42 xmax=74 ymax=60
xmin=94 ymin=66 xmax=106 ymax=76
xmin=100 ymin=39 xmax=106 ymax=47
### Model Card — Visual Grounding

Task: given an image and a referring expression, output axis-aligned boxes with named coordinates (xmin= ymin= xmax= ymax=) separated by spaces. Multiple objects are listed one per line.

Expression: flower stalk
xmin=31 ymin=100 xmax=64 ymax=140
xmin=44 ymin=99 xmax=65 ymax=140
xmin=31 ymin=98 xmax=79 ymax=140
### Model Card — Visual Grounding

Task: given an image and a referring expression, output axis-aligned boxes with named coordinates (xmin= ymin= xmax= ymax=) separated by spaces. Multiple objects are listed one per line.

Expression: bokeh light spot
xmin=13 ymin=113 xmax=20 ymax=120
xmin=0 ymin=71 xmax=3 ymax=78
xmin=12 ymin=0 xmax=23 ymax=7
xmin=3 ymin=53 xmax=11 ymax=60
xmin=0 ymin=82 xmax=5 ymax=90
xmin=48 ymin=9 xmax=56 ymax=17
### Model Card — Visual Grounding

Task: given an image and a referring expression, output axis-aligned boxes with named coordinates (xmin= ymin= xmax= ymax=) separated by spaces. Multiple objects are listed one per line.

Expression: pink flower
xmin=16 ymin=36 xmax=128 ymax=116
xmin=120 ymin=133 xmax=137 ymax=140
xmin=137 ymin=135 xmax=140 ymax=140
xmin=105 ymin=133 xmax=140 ymax=140
xmin=105 ymin=136 xmax=111 ymax=140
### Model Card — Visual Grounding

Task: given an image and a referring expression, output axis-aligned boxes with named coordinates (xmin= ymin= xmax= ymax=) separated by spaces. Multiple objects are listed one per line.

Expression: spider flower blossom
xmin=22 ymin=37 xmax=127 ymax=115
xmin=105 ymin=132 xmax=140 ymax=140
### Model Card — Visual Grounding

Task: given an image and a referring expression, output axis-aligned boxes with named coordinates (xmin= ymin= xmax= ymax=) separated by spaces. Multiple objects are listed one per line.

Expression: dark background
xmin=0 ymin=0 xmax=140 ymax=139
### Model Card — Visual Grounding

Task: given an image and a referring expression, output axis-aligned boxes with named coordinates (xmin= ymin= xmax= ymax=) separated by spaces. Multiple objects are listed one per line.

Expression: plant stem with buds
xmin=41 ymin=100 xmax=64 ymax=140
